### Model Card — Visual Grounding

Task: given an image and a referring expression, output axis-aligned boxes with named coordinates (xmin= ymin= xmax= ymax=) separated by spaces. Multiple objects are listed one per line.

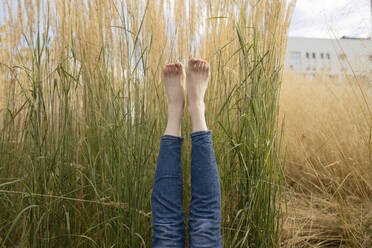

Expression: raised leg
xmin=187 ymin=58 xmax=223 ymax=248
xmin=151 ymin=63 xmax=186 ymax=248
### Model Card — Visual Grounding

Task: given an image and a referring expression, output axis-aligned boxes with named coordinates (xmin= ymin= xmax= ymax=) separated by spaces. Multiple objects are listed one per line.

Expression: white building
xmin=284 ymin=37 xmax=372 ymax=80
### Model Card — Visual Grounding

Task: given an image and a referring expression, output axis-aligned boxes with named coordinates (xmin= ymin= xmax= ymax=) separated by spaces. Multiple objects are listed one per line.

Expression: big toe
xmin=175 ymin=62 xmax=183 ymax=70
xmin=188 ymin=58 xmax=206 ymax=71
xmin=188 ymin=58 xmax=200 ymax=67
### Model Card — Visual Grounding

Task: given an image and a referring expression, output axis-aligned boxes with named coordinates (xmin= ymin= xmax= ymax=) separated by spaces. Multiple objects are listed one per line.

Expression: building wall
xmin=285 ymin=37 xmax=372 ymax=79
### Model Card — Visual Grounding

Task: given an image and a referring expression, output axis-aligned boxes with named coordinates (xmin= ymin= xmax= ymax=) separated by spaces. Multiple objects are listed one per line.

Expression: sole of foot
xmin=162 ymin=62 xmax=186 ymax=108
xmin=186 ymin=58 xmax=210 ymax=132
xmin=162 ymin=62 xmax=186 ymax=136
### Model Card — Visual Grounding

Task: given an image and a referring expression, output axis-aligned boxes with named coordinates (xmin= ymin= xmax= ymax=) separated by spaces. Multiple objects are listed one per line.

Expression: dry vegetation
xmin=1 ymin=0 xmax=371 ymax=247
xmin=0 ymin=0 xmax=294 ymax=247
xmin=280 ymin=73 xmax=372 ymax=247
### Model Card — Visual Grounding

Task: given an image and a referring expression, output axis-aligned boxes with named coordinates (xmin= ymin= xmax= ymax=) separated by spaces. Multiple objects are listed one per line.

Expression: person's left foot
xmin=186 ymin=58 xmax=210 ymax=132
xmin=162 ymin=63 xmax=186 ymax=136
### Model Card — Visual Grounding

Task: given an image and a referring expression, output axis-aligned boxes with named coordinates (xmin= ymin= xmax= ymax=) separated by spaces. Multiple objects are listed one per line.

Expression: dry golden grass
xmin=280 ymin=72 xmax=372 ymax=247
xmin=4 ymin=0 xmax=372 ymax=246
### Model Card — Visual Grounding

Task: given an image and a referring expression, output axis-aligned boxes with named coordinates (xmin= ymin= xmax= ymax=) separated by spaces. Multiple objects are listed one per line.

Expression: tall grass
xmin=0 ymin=0 xmax=294 ymax=247
xmin=280 ymin=73 xmax=372 ymax=247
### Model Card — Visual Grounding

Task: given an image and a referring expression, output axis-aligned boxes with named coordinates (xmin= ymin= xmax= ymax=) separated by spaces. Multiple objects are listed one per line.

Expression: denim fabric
xmin=188 ymin=130 xmax=222 ymax=248
xmin=151 ymin=131 xmax=222 ymax=248
xmin=152 ymin=135 xmax=186 ymax=247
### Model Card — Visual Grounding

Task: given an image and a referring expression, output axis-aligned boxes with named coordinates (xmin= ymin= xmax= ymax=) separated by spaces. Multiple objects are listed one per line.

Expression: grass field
xmin=280 ymin=73 xmax=372 ymax=247
xmin=1 ymin=0 xmax=371 ymax=247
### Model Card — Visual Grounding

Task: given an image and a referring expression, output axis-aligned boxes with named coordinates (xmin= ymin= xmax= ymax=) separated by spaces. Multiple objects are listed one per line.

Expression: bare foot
xmin=187 ymin=58 xmax=210 ymax=132
xmin=162 ymin=62 xmax=186 ymax=136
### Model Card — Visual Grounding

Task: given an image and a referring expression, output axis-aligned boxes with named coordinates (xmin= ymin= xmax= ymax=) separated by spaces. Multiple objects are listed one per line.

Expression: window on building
xmin=320 ymin=53 xmax=324 ymax=59
xmin=326 ymin=53 xmax=330 ymax=60
xmin=312 ymin=53 xmax=316 ymax=59
xmin=369 ymin=55 xmax=372 ymax=62
xmin=306 ymin=52 xmax=310 ymax=59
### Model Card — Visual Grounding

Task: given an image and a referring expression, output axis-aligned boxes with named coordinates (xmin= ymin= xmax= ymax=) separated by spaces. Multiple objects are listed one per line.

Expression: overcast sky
xmin=1 ymin=1 xmax=371 ymax=39
xmin=289 ymin=0 xmax=371 ymax=38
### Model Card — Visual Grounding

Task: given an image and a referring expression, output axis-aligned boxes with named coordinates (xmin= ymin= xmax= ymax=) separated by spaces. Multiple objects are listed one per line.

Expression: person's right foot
xmin=162 ymin=62 xmax=186 ymax=136
xmin=187 ymin=58 xmax=210 ymax=132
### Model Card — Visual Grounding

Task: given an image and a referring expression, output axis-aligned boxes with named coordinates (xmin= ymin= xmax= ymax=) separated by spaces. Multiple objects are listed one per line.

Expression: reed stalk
xmin=0 ymin=1 xmax=294 ymax=247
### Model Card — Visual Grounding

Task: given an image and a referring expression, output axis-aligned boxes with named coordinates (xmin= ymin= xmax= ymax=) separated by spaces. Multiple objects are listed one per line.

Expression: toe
xmin=188 ymin=58 xmax=199 ymax=67
xmin=168 ymin=64 xmax=176 ymax=74
xmin=175 ymin=62 xmax=183 ymax=69
xmin=204 ymin=62 xmax=210 ymax=72
xmin=193 ymin=62 xmax=198 ymax=71
xmin=164 ymin=64 xmax=175 ymax=75
xmin=175 ymin=62 xmax=183 ymax=74
xmin=162 ymin=66 xmax=169 ymax=75
xmin=189 ymin=57 xmax=197 ymax=63
xmin=197 ymin=62 xmax=203 ymax=71
xmin=188 ymin=58 xmax=209 ymax=72
xmin=173 ymin=64 xmax=178 ymax=73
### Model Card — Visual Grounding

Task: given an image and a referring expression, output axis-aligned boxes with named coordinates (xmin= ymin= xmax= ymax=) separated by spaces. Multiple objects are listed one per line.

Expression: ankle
xmin=164 ymin=107 xmax=183 ymax=136
xmin=188 ymin=103 xmax=208 ymax=132
xmin=168 ymin=102 xmax=185 ymax=118
xmin=188 ymin=101 xmax=205 ymax=115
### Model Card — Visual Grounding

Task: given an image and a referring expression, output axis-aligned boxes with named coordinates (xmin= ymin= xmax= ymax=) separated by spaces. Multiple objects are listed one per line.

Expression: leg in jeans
xmin=152 ymin=135 xmax=185 ymax=247
xmin=187 ymin=58 xmax=223 ymax=247
xmin=152 ymin=62 xmax=186 ymax=247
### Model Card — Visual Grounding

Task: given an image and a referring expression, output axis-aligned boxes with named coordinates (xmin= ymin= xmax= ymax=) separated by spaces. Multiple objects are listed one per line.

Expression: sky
xmin=289 ymin=0 xmax=372 ymax=38
xmin=1 ymin=0 xmax=371 ymax=40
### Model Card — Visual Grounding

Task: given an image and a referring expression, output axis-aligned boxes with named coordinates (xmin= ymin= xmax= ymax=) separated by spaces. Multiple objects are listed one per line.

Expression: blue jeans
xmin=151 ymin=130 xmax=222 ymax=248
